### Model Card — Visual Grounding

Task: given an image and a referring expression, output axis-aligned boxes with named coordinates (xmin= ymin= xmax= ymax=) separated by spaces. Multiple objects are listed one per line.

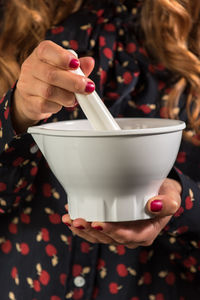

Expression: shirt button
xmin=73 ymin=276 xmax=85 ymax=287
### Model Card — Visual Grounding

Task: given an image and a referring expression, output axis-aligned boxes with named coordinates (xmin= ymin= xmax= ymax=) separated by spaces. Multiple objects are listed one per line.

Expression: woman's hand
xmin=12 ymin=40 xmax=95 ymax=133
xmin=62 ymin=178 xmax=181 ymax=248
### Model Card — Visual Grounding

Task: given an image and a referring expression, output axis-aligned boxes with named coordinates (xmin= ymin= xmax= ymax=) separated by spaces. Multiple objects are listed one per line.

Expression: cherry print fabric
xmin=0 ymin=1 xmax=200 ymax=299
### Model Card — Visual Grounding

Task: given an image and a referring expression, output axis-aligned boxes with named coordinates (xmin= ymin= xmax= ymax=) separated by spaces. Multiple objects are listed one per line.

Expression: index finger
xmin=35 ymin=40 xmax=79 ymax=70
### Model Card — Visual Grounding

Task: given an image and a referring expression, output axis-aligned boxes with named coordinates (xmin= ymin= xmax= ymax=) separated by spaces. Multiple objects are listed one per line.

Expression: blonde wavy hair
xmin=0 ymin=0 xmax=76 ymax=94
xmin=141 ymin=0 xmax=200 ymax=143
xmin=0 ymin=0 xmax=200 ymax=140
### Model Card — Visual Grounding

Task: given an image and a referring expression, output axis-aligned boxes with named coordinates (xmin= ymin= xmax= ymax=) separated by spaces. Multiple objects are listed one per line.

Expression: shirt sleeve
xmin=0 ymin=85 xmax=42 ymax=213
xmin=161 ymin=167 xmax=200 ymax=279
xmin=167 ymin=168 xmax=200 ymax=237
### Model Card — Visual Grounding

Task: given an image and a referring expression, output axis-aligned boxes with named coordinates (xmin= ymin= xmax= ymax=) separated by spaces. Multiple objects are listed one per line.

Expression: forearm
xmin=11 ymin=88 xmax=39 ymax=134
xmin=0 ymin=86 xmax=42 ymax=212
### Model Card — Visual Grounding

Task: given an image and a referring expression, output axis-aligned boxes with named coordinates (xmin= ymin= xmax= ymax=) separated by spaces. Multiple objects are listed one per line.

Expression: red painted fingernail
xmin=93 ymin=226 xmax=103 ymax=231
xmin=150 ymin=200 xmax=163 ymax=212
xmin=69 ymin=58 xmax=79 ymax=69
xmin=76 ymin=225 xmax=85 ymax=230
xmin=64 ymin=222 xmax=71 ymax=227
xmin=85 ymin=82 xmax=95 ymax=93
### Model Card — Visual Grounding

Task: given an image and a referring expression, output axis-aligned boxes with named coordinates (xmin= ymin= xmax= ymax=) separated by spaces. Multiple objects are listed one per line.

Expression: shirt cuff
xmin=165 ymin=166 xmax=200 ymax=238
xmin=0 ymin=83 xmax=18 ymax=153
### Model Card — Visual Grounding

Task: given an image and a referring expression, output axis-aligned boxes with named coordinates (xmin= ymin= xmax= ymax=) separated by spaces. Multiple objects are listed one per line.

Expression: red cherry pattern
xmin=80 ymin=241 xmax=91 ymax=253
xmin=116 ymin=264 xmax=128 ymax=277
xmin=0 ymin=1 xmax=200 ymax=299
xmin=0 ymin=182 xmax=7 ymax=192
xmin=39 ymin=270 xmax=50 ymax=286
xmin=73 ymin=288 xmax=84 ymax=300
xmin=45 ymin=244 xmax=57 ymax=257
xmin=51 ymin=297 xmax=62 ymax=300
xmin=1 ymin=240 xmax=12 ymax=254
xmin=41 ymin=228 xmax=50 ymax=242
xmin=59 ymin=273 xmax=67 ymax=286
xmin=72 ymin=264 xmax=82 ymax=277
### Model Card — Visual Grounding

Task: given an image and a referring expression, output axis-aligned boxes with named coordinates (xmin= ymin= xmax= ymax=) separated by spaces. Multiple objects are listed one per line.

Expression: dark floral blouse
xmin=0 ymin=1 xmax=200 ymax=299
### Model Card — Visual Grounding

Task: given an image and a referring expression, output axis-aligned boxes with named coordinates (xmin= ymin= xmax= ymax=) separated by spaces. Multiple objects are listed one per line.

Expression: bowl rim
xmin=28 ymin=118 xmax=186 ymax=137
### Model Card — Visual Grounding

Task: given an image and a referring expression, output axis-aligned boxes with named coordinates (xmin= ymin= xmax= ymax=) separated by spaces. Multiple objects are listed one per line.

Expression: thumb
xmin=146 ymin=178 xmax=181 ymax=217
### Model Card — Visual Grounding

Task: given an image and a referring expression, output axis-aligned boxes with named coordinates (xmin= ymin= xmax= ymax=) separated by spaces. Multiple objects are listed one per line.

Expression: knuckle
xmin=16 ymin=80 xmax=25 ymax=93
xmin=100 ymin=236 xmax=113 ymax=244
xmin=114 ymin=236 xmax=129 ymax=245
xmin=173 ymin=198 xmax=181 ymax=212
xmin=21 ymin=60 xmax=31 ymax=74
xmin=46 ymin=69 xmax=57 ymax=83
xmin=163 ymin=196 xmax=181 ymax=216
xmin=37 ymin=99 xmax=47 ymax=114
xmin=43 ymin=85 xmax=54 ymax=99
xmin=67 ymin=99 xmax=76 ymax=107
xmin=65 ymin=94 xmax=76 ymax=104
xmin=90 ymin=238 xmax=99 ymax=244
xmin=37 ymin=40 xmax=52 ymax=60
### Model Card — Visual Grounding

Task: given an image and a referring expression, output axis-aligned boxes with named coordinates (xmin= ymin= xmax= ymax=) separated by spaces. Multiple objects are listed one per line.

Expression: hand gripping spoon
xmin=68 ymin=49 xmax=121 ymax=131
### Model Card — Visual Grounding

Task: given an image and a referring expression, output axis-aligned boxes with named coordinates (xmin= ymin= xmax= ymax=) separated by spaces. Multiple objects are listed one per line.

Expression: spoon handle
xmin=69 ymin=50 xmax=121 ymax=131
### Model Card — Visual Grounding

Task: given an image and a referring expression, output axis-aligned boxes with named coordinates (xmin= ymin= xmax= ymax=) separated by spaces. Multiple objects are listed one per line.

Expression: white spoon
xmin=68 ymin=49 xmax=121 ymax=131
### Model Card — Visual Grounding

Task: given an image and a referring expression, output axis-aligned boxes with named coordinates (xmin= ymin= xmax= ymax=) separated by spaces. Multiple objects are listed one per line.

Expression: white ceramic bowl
xmin=28 ymin=118 xmax=185 ymax=221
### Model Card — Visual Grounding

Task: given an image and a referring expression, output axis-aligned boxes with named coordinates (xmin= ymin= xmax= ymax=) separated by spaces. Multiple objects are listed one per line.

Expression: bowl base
xmin=67 ymin=194 xmax=155 ymax=222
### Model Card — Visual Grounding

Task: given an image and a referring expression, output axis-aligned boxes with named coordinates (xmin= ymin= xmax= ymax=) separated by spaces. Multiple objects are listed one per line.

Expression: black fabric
xmin=0 ymin=1 xmax=200 ymax=299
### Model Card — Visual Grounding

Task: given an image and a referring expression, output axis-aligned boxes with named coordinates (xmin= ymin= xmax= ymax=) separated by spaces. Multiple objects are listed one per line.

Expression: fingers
xmin=62 ymin=177 xmax=182 ymax=248
xmin=146 ymin=178 xmax=181 ymax=217
xmin=13 ymin=40 xmax=96 ymax=132
xmin=35 ymin=41 xmax=95 ymax=77
xmin=62 ymin=213 xmax=116 ymax=244
xmin=90 ymin=219 xmax=157 ymax=244
xmin=62 ymin=213 xmax=170 ymax=248
xmin=34 ymin=40 xmax=95 ymax=93
xmin=62 ymin=208 xmax=170 ymax=248
xmin=36 ymin=40 xmax=79 ymax=70
xmin=19 ymin=76 xmax=76 ymax=107
xmin=23 ymin=58 xmax=95 ymax=95
xmin=90 ymin=215 xmax=172 ymax=247
xmin=16 ymin=77 xmax=73 ymax=121
xmin=159 ymin=178 xmax=182 ymax=195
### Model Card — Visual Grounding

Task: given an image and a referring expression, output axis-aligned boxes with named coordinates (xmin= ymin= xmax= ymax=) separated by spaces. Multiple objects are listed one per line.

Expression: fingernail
xmin=93 ymin=226 xmax=103 ymax=231
xmin=69 ymin=58 xmax=79 ymax=69
xmin=85 ymin=82 xmax=95 ymax=93
xmin=150 ymin=200 xmax=163 ymax=212
xmin=64 ymin=222 xmax=71 ymax=227
xmin=76 ymin=225 xmax=85 ymax=230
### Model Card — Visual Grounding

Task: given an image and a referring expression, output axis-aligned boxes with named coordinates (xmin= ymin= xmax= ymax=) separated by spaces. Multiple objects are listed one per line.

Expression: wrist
xmin=11 ymin=89 xmax=38 ymax=134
